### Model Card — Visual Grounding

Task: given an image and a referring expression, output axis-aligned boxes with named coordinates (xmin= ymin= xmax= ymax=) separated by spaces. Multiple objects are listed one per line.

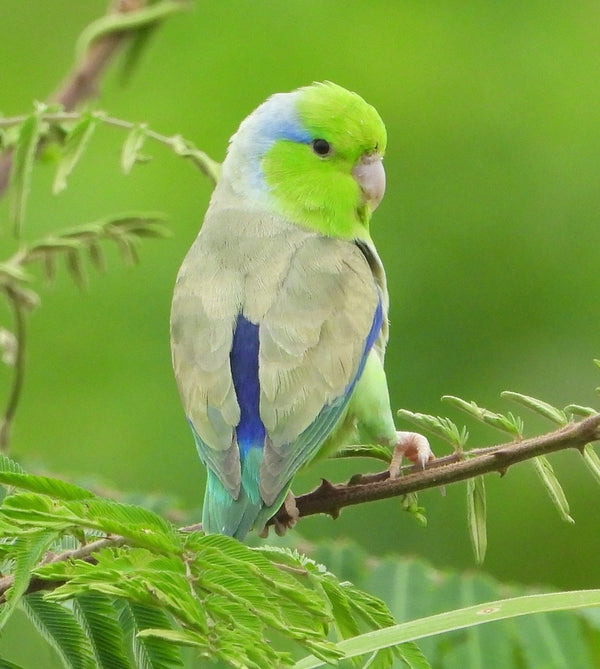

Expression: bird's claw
xmin=258 ymin=491 xmax=299 ymax=538
xmin=388 ymin=431 xmax=434 ymax=479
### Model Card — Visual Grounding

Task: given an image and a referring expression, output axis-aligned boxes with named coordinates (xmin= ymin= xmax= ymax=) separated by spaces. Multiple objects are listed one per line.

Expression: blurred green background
xmin=1 ymin=0 xmax=600 ymax=631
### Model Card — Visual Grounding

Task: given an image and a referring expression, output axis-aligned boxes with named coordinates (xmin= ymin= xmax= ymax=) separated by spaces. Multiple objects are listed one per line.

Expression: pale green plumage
xmin=170 ymin=82 xmax=398 ymax=539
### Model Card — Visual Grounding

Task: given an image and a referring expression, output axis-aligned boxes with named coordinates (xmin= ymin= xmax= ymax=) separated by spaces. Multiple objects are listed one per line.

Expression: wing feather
xmin=258 ymin=236 xmax=380 ymax=503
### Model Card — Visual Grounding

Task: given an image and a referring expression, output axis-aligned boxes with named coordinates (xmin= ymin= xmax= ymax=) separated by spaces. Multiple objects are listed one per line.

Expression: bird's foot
xmin=388 ymin=431 xmax=434 ymax=479
xmin=258 ymin=491 xmax=299 ymax=538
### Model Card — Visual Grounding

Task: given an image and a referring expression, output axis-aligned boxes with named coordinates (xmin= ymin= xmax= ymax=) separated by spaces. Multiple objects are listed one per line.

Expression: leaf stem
xmin=0 ymin=111 xmax=221 ymax=185
xmin=0 ymin=287 xmax=27 ymax=452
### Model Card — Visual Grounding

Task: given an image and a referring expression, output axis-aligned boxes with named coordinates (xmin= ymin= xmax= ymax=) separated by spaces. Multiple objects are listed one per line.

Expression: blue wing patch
xmin=230 ymin=314 xmax=266 ymax=457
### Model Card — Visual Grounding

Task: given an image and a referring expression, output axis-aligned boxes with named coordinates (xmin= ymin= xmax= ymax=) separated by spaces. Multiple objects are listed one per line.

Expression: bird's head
xmin=220 ymin=82 xmax=387 ymax=240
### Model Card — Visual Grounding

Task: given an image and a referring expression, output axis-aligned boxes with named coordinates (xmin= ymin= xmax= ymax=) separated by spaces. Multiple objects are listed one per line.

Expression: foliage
xmin=0 ymin=455 xmax=412 ymax=668
xmin=305 ymin=543 xmax=600 ymax=669
xmin=1 ymin=458 xmax=600 ymax=668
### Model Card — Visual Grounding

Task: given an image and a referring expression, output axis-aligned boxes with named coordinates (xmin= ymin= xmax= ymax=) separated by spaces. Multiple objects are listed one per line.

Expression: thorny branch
xmin=1 ymin=413 xmax=599 ymax=601
xmin=272 ymin=412 xmax=600 ymax=524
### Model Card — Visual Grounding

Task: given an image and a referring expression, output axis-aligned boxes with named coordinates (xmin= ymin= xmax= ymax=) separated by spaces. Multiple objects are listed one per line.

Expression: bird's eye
xmin=311 ymin=138 xmax=332 ymax=157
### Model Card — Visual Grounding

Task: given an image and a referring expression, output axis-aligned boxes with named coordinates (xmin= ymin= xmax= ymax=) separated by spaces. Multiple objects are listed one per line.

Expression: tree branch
xmin=270 ymin=412 xmax=600 ymax=526
xmin=1 ymin=414 xmax=599 ymax=601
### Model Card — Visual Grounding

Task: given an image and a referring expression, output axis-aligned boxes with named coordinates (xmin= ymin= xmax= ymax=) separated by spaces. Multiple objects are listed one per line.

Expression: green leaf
xmin=79 ymin=498 xmax=181 ymax=553
xmin=53 ymin=114 xmax=97 ymax=194
xmin=394 ymin=641 xmax=431 ymax=669
xmin=0 ymin=261 xmax=32 ymax=284
xmin=318 ymin=578 xmax=360 ymax=639
xmin=121 ymin=124 xmax=149 ymax=174
xmin=466 ymin=476 xmax=487 ymax=564
xmin=38 ymin=548 xmax=207 ymax=630
xmin=1 ymin=493 xmax=182 ymax=554
xmin=167 ymin=134 xmax=221 ymax=184
xmin=73 ymin=593 xmax=131 ymax=668
xmin=0 ymin=453 xmax=26 ymax=475
xmin=401 ymin=493 xmax=428 ymax=527
xmin=8 ymin=107 xmax=43 ymax=236
xmin=501 ymin=391 xmax=568 ymax=426
xmin=531 ymin=455 xmax=575 ymax=523
xmin=135 ymin=627 xmax=204 ymax=646
xmin=0 ymin=466 xmax=95 ymax=501
xmin=18 ymin=213 xmax=169 ymax=283
xmin=442 ymin=395 xmax=524 ymax=438
xmin=20 ymin=593 xmax=96 ymax=669
xmin=88 ymin=241 xmax=106 ymax=273
xmin=65 ymin=249 xmax=87 ymax=288
xmin=108 ymin=215 xmax=170 ymax=239
xmin=397 ymin=410 xmax=468 ymax=451
xmin=0 ymin=658 xmax=26 ymax=669
xmin=293 ymin=589 xmax=600 ymax=669
xmin=0 ymin=530 xmax=57 ymax=632
xmin=333 ymin=444 xmax=392 ymax=464
xmin=582 ymin=443 xmax=600 ymax=486
xmin=565 ymin=404 xmax=598 ymax=418
xmin=117 ymin=601 xmax=183 ymax=669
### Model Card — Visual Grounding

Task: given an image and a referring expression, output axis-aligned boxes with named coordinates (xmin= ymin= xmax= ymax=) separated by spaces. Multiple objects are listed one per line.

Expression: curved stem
xmin=0 ymin=110 xmax=221 ymax=186
xmin=0 ymin=287 xmax=27 ymax=452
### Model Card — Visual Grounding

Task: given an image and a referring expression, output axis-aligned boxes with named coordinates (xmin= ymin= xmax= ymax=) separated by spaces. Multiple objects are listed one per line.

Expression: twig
xmin=0 ymin=111 xmax=221 ymax=187
xmin=0 ymin=287 xmax=28 ymax=452
xmin=270 ymin=413 xmax=600 ymax=525
xmin=0 ymin=0 xmax=187 ymax=196
xmin=2 ymin=415 xmax=600 ymax=600
xmin=0 ymin=536 xmax=125 ymax=602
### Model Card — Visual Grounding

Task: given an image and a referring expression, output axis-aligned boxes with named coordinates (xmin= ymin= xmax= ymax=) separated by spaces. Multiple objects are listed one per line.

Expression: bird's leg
xmin=388 ymin=431 xmax=434 ymax=479
xmin=258 ymin=491 xmax=299 ymax=538
xmin=274 ymin=491 xmax=299 ymax=536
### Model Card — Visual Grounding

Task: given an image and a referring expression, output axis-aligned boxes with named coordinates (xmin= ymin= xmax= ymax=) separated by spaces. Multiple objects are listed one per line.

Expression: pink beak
xmin=352 ymin=153 xmax=386 ymax=211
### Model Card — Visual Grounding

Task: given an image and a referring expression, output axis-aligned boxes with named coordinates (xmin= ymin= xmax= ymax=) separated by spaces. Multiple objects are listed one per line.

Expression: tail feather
xmin=202 ymin=471 xmax=261 ymax=539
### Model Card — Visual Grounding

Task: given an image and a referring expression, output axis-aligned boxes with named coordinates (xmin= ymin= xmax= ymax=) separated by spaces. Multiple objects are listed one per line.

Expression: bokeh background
xmin=1 ymin=1 xmax=600 ymax=659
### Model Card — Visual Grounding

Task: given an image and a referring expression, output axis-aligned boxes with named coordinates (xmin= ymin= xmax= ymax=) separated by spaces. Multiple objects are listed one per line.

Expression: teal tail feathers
xmin=201 ymin=448 xmax=292 ymax=540
xmin=202 ymin=468 xmax=263 ymax=540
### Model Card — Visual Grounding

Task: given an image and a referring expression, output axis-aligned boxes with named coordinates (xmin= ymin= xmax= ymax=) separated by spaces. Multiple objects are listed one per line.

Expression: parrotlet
xmin=170 ymin=82 xmax=432 ymax=540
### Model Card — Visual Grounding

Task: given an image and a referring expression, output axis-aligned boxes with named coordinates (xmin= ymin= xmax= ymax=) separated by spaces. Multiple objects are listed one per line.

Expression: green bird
xmin=170 ymin=82 xmax=432 ymax=540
